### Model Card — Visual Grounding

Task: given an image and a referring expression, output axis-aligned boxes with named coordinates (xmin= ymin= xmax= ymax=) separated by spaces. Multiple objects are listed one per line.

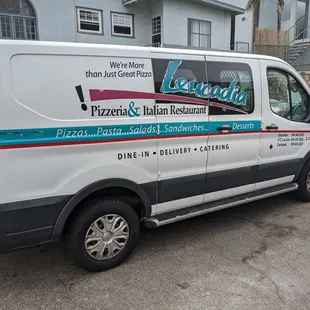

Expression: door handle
xmin=217 ymin=126 xmax=232 ymax=131
xmin=266 ymin=125 xmax=279 ymax=130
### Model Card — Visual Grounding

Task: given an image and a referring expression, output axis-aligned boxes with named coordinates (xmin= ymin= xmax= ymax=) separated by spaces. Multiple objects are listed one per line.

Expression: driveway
xmin=1 ymin=193 xmax=310 ymax=310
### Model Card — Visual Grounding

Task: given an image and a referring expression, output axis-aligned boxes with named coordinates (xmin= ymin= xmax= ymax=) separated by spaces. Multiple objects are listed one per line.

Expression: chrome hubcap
xmin=307 ymin=172 xmax=310 ymax=192
xmin=85 ymin=214 xmax=129 ymax=261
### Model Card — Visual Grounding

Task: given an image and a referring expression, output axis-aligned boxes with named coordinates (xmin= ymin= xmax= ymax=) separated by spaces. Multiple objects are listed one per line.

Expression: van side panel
xmin=258 ymin=59 xmax=310 ymax=190
xmin=0 ymin=44 xmax=158 ymax=251
xmin=204 ymin=56 xmax=262 ymax=202
xmin=151 ymin=52 xmax=209 ymax=215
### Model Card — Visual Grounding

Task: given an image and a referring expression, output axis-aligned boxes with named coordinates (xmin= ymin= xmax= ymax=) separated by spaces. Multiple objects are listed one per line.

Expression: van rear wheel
xmin=66 ymin=198 xmax=140 ymax=272
xmin=296 ymin=160 xmax=310 ymax=202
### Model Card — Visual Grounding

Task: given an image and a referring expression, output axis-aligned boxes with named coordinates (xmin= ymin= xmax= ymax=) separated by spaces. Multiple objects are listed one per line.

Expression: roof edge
xmin=194 ymin=0 xmax=245 ymax=14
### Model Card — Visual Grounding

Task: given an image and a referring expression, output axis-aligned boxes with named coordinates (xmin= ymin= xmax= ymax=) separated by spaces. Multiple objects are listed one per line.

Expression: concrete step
xmin=290 ymin=47 xmax=310 ymax=52
xmin=289 ymin=50 xmax=306 ymax=56
xmin=290 ymin=45 xmax=309 ymax=49
xmin=290 ymin=44 xmax=310 ymax=49
xmin=291 ymin=38 xmax=310 ymax=45
xmin=290 ymin=52 xmax=303 ymax=57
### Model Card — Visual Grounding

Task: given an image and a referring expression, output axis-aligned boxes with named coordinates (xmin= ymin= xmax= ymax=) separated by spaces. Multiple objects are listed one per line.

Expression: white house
xmin=0 ymin=0 xmax=246 ymax=51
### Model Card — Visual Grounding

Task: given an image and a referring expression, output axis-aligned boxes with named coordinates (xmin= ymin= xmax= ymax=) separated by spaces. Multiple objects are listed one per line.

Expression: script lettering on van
xmin=55 ymin=124 xmax=158 ymax=139
xmin=161 ymin=60 xmax=247 ymax=106
xmin=232 ymin=122 xmax=255 ymax=130
xmin=85 ymin=61 xmax=152 ymax=79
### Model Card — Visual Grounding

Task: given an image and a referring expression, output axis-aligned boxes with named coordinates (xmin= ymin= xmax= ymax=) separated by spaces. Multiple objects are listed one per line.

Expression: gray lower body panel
xmin=0 ymin=196 xmax=71 ymax=253
xmin=144 ymin=183 xmax=299 ymax=228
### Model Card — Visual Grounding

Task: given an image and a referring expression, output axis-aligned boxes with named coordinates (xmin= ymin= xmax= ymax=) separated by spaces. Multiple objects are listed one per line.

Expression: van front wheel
xmin=66 ymin=198 xmax=140 ymax=272
xmin=296 ymin=160 xmax=310 ymax=202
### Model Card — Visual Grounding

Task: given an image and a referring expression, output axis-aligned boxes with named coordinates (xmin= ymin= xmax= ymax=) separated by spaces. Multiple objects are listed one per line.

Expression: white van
xmin=1 ymin=40 xmax=310 ymax=272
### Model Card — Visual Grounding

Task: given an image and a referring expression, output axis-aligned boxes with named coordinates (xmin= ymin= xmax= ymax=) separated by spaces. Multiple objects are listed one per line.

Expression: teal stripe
xmin=0 ymin=121 xmax=261 ymax=146
xmin=159 ymin=122 xmax=209 ymax=136
xmin=210 ymin=120 xmax=261 ymax=133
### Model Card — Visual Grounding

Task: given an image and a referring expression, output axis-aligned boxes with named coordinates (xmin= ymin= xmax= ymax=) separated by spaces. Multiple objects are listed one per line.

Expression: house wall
xmin=282 ymin=0 xmax=294 ymax=31
xmin=162 ymin=0 xmax=231 ymax=50
xmin=149 ymin=0 xmax=163 ymax=19
xmin=235 ymin=10 xmax=253 ymax=51
xmin=227 ymin=0 xmax=253 ymax=51
xmin=259 ymin=1 xmax=278 ymax=30
xmin=31 ymin=0 xmax=151 ymax=46
xmin=31 ymin=0 xmax=75 ymax=42
xmin=27 ymin=0 xmax=234 ymax=50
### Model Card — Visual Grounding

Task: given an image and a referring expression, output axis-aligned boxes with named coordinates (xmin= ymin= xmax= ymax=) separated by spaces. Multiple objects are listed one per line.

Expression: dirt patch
xmin=253 ymin=221 xmax=298 ymax=238
xmin=242 ymin=241 xmax=268 ymax=264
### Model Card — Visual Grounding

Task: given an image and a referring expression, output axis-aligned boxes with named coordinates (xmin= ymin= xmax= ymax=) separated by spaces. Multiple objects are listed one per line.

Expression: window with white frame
xmin=111 ymin=12 xmax=134 ymax=37
xmin=0 ymin=0 xmax=37 ymax=40
xmin=152 ymin=16 xmax=161 ymax=47
xmin=188 ymin=18 xmax=211 ymax=48
xmin=77 ymin=8 xmax=102 ymax=34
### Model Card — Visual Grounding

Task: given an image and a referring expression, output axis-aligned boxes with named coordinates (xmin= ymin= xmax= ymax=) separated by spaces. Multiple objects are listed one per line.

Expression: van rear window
xmin=206 ymin=61 xmax=254 ymax=115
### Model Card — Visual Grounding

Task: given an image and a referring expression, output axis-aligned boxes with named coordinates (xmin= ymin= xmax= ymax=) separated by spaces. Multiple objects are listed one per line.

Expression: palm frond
xmin=246 ymin=0 xmax=262 ymax=11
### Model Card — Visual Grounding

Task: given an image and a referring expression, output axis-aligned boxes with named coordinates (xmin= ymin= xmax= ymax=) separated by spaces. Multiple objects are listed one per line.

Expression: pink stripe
xmin=209 ymin=102 xmax=248 ymax=114
xmin=154 ymin=93 xmax=207 ymax=105
xmin=88 ymin=89 xmax=247 ymax=115
xmin=89 ymin=90 xmax=155 ymax=101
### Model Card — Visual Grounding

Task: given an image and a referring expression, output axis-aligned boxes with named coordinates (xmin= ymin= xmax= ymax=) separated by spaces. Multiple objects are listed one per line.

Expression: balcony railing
xmin=230 ymin=42 xmax=250 ymax=53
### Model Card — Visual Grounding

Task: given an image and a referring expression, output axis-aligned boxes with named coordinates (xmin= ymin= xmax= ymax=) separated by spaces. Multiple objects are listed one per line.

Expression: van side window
xmin=152 ymin=58 xmax=207 ymax=102
xmin=267 ymin=69 xmax=309 ymax=122
xmin=206 ymin=61 xmax=254 ymax=115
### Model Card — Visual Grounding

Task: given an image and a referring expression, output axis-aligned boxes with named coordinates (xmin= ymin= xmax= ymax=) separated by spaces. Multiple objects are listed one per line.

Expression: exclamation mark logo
xmin=75 ymin=85 xmax=88 ymax=111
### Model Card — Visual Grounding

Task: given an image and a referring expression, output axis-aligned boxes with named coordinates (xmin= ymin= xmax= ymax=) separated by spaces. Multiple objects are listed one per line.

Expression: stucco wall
xmin=235 ymin=10 xmax=253 ymax=52
xmin=163 ymin=0 xmax=231 ymax=50
xmin=258 ymin=1 xmax=278 ymax=30
xmin=29 ymin=0 xmax=232 ymax=50
xmin=31 ymin=0 xmax=151 ymax=46
xmin=31 ymin=0 xmax=75 ymax=42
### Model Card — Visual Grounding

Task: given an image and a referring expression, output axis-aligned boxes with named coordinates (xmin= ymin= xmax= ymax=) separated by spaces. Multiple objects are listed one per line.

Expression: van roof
xmin=0 ymin=39 xmax=288 ymax=65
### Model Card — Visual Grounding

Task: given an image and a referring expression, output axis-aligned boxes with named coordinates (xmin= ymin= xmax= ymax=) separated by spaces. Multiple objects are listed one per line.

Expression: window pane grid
xmin=200 ymin=34 xmax=210 ymax=46
xmin=152 ymin=16 xmax=161 ymax=46
xmin=14 ymin=17 xmax=25 ymax=39
xmin=113 ymin=14 xmax=132 ymax=27
xmin=77 ymin=8 xmax=102 ymax=34
xmin=0 ymin=2 xmax=37 ymax=40
xmin=189 ymin=19 xmax=211 ymax=48
xmin=0 ymin=14 xmax=36 ymax=40
xmin=111 ymin=13 xmax=133 ymax=37
xmin=26 ymin=18 xmax=36 ymax=39
xmin=200 ymin=21 xmax=210 ymax=35
xmin=79 ymin=10 xmax=99 ymax=22
xmin=152 ymin=16 xmax=161 ymax=35
xmin=0 ymin=15 xmax=12 ymax=38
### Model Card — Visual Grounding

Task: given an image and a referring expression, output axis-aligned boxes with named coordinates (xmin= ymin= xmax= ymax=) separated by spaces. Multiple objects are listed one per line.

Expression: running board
xmin=144 ymin=183 xmax=298 ymax=228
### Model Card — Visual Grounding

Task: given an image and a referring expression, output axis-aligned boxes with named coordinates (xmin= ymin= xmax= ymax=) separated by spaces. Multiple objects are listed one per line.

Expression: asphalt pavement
xmin=1 ymin=193 xmax=310 ymax=310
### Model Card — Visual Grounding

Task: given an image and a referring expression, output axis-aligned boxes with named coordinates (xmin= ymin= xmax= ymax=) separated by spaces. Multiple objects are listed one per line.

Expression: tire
xmin=296 ymin=160 xmax=310 ymax=202
xmin=66 ymin=198 xmax=140 ymax=272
